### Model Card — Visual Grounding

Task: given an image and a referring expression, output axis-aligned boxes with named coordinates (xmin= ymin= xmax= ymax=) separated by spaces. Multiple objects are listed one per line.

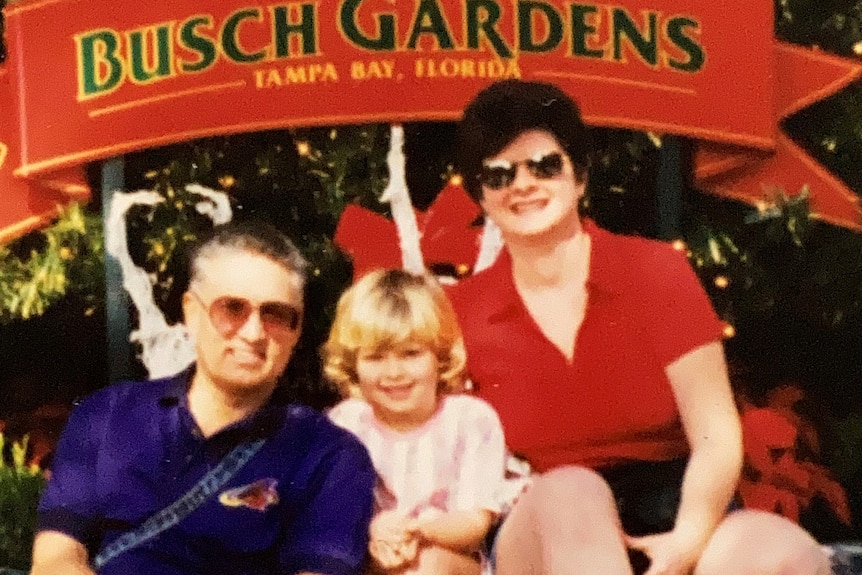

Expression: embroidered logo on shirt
xmin=218 ymin=478 xmax=279 ymax=511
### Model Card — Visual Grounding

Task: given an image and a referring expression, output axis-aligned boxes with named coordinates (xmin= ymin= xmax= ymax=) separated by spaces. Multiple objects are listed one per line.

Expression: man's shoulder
xmin=591 ymin=223 xmax=693 ymax=292
xmin=280 ymin=402 xmax=371 ymax=458
xmin=592 ymin=222 xmax=677 ymax=261
xmin=282 ymin=403 xmax=376 ymax=485
xmin=73 ymin=372 xmax=182 ymax=415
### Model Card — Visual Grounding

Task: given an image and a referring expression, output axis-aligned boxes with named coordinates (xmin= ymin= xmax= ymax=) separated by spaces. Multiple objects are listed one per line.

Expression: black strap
xmin=93 ymin=437 xmax=266 ymax=570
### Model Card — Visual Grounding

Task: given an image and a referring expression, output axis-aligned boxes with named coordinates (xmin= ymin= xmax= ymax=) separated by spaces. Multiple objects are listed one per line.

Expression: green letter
xmin=128 ymin=24 xmax=174 ymax=83
xmin=466 ymin=0 xmax=512 ymax=58
xmin=179 ymin=16 xmax=217 ymax=72
xmin=570 ymin=5 xmax=603 ymax=58
xmin=518 ymin=1 xmax=563 ymax=53
xmin=76 ymin=30 xmax=124 ymax=98
xmin=273 ymin=4 xmax=317 ymax=57
xmin=612 ymin=8 xmax=657 ymax=65
xmin=407 ymin=0 xmax=455 ymax=50
xmin=339 ymin=0 xmax=395 ymax=50
xmin=666 ymin=17 xmax=704 ymax=72
xmin=222 ymin=9 xmax=266 ymax=63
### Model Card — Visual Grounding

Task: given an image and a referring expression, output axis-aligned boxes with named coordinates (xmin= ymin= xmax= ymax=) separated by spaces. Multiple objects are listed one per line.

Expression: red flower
xmin=738 ymin=387 xmax=851 ymax=526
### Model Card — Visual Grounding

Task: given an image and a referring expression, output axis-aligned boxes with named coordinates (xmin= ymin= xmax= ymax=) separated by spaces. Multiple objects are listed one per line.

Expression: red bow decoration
xmin=737 ymin=385 xmax=852 ymax=526
xmin=334 ymin=182 xmax=483 ymax=281
xmin=695 ymin=42 xmax=862 ymax=231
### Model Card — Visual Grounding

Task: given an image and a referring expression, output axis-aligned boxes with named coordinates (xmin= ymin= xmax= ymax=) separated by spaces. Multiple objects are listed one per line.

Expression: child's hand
xmin=369 ymin=511 xmax=419 ymax=570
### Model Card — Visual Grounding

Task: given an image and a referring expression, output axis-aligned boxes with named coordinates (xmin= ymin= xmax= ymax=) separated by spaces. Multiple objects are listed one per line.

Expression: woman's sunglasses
xmin=479 ymin=151 xmax=565 ymax=190
xmin=190 ymin=290 xmax=302 ymax=337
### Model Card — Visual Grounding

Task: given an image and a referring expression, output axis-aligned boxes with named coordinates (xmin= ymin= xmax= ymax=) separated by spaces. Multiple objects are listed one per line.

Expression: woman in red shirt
xmin=447 ymin=79 xmax=830 ymax=575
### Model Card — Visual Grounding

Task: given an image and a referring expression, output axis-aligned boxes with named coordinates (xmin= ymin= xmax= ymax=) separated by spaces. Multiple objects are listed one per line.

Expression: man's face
xmin=182 ymin=248 xmax=303 ymax=398
xmin=479 ymin=129 xmax=585 ymax=241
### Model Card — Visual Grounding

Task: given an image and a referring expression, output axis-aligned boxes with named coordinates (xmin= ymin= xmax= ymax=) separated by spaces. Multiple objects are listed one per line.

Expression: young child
xmin=324 ymin=269 xmax=508 ymax=575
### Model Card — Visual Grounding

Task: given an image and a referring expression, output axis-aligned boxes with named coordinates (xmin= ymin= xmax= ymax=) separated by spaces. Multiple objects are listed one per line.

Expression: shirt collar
xmin=158 ymin=364 xmax=195 ymax=406
xmin=483 ymin=219 xmax=626 ymax=322
xmin=481 ymin=249 xmax=521 ymax=322
xmin=158 ymin=364 xmax=284 ymax=443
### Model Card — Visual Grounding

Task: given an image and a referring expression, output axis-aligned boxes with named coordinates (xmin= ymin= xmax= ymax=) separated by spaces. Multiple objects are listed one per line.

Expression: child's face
xmin=355 ymin=340 xmax=439 ymax=432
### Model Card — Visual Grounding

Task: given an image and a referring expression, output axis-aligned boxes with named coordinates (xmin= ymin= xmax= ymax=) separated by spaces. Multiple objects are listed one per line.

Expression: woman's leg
xmin=495 ymin=466 xmax=633 ymax=575
xmin=695 ymin=509 xmax=831 ymax=575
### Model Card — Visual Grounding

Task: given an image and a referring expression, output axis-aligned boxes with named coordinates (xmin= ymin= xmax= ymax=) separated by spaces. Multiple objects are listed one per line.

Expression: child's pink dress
xmin=328 ymin=395 xmax=510 ymax=520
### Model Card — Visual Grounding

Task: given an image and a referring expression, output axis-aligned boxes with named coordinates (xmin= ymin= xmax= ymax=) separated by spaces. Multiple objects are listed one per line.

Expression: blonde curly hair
xmin=323 ymin=269 xmax=467 ymax=398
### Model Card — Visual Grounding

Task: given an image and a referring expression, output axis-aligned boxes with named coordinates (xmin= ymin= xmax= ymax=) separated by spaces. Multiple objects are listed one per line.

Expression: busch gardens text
xmin=75 ymin=0 xmax=705 ymax=99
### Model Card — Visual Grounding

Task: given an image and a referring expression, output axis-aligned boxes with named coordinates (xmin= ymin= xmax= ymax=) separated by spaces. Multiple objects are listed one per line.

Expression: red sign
xmin=0 ymin=67 xmax=88 ymax=243
xmin=5 ymin=0 xmax=775 ymax=177
xmin=0 ymin=0 xmax=859 ymax=239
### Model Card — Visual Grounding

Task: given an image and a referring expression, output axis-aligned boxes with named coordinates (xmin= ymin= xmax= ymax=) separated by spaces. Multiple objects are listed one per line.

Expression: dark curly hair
xmin=456 ymin=79 xmax=592 ymax=202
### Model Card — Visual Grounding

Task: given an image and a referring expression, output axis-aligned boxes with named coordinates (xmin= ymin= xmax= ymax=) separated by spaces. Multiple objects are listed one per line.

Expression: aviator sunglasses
xmin=189 ymin=290 xmax=302 ymax=337
xmin=479 ymin=151 xmax=566 ymax=190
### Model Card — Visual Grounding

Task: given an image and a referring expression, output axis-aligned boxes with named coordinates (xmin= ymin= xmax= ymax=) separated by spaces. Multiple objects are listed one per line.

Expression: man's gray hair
xmin=188 ymin=221 xmax=309 ymax=289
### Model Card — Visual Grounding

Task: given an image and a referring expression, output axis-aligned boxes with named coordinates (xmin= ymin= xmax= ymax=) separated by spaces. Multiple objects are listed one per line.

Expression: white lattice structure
xmin=105 ymin=185 xmax=232 ymax=379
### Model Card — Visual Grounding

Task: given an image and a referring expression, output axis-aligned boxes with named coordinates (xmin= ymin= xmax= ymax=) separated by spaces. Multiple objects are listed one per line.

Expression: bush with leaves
xmin=0 ymin=203 xmax=104 ymax=324
xmin=0 ymin=435 xmax=46 ymax=571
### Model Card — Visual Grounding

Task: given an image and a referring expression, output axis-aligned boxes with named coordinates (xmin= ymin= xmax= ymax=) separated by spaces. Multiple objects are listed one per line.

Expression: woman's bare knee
xmin=697 ymin=510 xmax=830 ymax=575
xmin=495 ymin=466 xmax=631 ymax=575
xmin=529 ymin=465 xmax=617 ymax=512
xmin=508 ymin=466 xmax=621 ymax=535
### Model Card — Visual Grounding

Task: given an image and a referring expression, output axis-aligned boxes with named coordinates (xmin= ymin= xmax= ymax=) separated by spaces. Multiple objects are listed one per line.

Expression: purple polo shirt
xmin=37 ymin=368 xmax=375 ymax=575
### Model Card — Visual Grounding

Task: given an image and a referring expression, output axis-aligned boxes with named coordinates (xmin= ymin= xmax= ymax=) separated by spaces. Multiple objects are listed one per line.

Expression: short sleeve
xmin=36 ymin=393 xmax=106 ymax=543
xmin=641 ymin=243 xmax=725 ymax=366
xmin=279 ymin=431 xmax=375 ymax=575
xmin=449 ymin=397 xmax=507 ymax=514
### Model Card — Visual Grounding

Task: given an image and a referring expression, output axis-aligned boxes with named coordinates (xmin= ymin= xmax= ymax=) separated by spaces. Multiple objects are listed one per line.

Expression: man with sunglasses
xmin=447 ymin=79 xmax=830 ymax=575
xmin=31 ymin=222 xmax=376 ymax=575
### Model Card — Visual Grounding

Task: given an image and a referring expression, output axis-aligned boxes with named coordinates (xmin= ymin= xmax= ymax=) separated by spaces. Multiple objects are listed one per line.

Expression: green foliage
xmin=776 ymin=0 xmax=862 ymax=212
xmin=294 ymin=125 xmax=391 ymax=217
xmin=122 ymin=127 xmax=388 ymax=314
xmin=776 ymin=0 xmax=862 ymax=55
xmin=0 ymin=203 xmax=104 ymax=324
xmin=583 ymin=129 xmax=661 ymax=235
xmin=682 ymin=188 xmax=862 ymax=331
xmin=783 ymin=85 xmax=862 ymax=196
xmin=0 ymin=435 xmax=46 ymax=571
xmin=830 ymin=413 xmax=862 ymax=483
xmin=772 ymin=0 xmax=862 ymax=332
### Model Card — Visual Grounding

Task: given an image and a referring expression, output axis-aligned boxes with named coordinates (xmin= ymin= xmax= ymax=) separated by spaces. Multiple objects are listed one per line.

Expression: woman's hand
xmin=625 ymin=528 xmax=705 ymax=575
xmin=369 ymin=511 xmax=420 ymax=570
